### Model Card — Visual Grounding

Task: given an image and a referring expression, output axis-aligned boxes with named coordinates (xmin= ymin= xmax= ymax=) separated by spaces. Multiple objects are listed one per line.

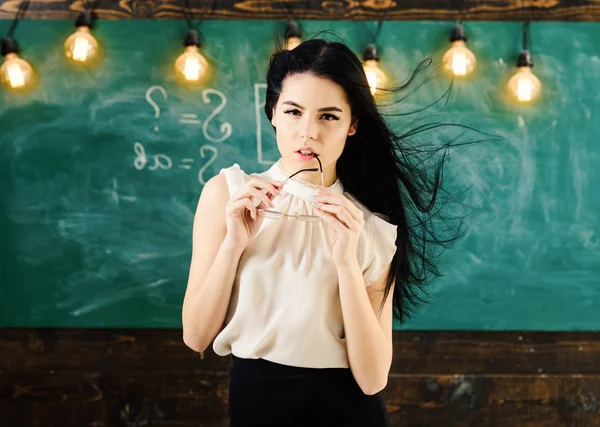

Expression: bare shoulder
xmin=189 ymin=173 xmax=233 ymax=253
xmin=195 ymin=173 xmax=230 ymax=215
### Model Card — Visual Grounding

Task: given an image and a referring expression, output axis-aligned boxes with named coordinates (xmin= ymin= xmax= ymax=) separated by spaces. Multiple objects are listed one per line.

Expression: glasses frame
xmin=258 ymin=154 xmax=324 ymax=222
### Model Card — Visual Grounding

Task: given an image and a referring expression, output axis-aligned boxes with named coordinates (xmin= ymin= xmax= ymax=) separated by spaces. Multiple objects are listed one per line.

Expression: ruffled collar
xmin=268 ymin=159 xmax=344 ymax=202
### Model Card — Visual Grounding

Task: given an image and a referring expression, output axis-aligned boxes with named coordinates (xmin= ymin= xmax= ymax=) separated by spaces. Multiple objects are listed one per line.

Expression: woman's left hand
xmin=313 ymin=187 xmax=365 ymax=266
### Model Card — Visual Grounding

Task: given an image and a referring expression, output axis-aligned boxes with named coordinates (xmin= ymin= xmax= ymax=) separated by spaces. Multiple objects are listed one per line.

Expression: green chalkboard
xmin=1 ymin=20 xmax=599 ymax=330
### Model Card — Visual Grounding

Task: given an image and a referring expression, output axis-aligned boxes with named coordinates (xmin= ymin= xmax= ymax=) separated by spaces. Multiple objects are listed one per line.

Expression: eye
xmin=283 ymin=109 xmax=340 ymax=121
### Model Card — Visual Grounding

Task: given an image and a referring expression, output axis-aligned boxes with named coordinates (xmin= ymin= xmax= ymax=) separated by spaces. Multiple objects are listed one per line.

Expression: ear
xmin=271 ymin=108 xmax=277 ymax=127
xmin=348 ymin=118 xmax=358 ymax=136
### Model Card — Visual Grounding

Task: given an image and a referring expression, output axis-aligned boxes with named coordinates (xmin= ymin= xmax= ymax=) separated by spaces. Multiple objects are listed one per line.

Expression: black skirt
xmin=228 ymin=354 xmax=391 ymax=427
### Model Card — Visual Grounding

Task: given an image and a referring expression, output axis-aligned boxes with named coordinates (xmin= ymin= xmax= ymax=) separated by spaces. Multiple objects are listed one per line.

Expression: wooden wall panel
xmin=1 ymin=328 xmax=599 ymax=426
xmin=1 ymin=0 xmax=600 ymax=21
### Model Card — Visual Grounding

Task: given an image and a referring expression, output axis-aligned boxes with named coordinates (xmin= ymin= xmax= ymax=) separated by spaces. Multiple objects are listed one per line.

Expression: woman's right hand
xmin=224 ymin=177 xmax=284 ymax=248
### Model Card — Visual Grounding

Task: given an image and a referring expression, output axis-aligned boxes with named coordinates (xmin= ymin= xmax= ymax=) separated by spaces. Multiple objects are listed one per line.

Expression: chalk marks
xmin=144 ymin=85 xmax=233 ymax=143
xmin=201 ymin=89 xmax=232 ymax=143
xmin=133 ymin=141 xmax=218 ymax=185
xmin=179 ymin=113 xmax=201 ymax=125
xmin=145 ymin=85 xmax=168 ymax=132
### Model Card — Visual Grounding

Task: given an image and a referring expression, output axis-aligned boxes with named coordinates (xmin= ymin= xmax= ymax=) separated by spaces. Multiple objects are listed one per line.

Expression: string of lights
xmin=0 ymin=1 xmax=543 ymax=104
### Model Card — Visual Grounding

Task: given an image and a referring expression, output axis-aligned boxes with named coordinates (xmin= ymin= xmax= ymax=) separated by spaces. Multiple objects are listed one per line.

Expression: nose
xmin=300 ymin=117 xmax=319 ymax=141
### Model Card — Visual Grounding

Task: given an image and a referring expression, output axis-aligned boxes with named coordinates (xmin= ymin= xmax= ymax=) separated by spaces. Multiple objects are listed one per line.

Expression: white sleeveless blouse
xmin=212 ymin=159 xmax=398 ymax=368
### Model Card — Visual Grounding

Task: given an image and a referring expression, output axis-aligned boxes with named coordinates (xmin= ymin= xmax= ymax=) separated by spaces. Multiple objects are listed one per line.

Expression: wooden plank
xmin=1 ymin=328 xmax=600 ymax=425
xmin=1 ymin=0 xmax=600 ymax=22
xmin=2 ymin=370 xmax=599 ymax=426
xmin=391 ymin=330 xmax=600 ymax=375
xmin=2 ymin=329 xmax=600 ymax=374
xmin=384 ymin=374 xmax=600 ymax=427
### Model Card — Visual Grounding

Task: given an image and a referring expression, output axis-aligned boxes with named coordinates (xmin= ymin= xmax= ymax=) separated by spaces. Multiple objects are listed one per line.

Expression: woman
xmin=182 ymin=38 xmax=462 ymax=426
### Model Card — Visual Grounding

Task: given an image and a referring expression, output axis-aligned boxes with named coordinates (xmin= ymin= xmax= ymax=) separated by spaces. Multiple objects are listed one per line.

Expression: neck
xmin=279 ymin=157 xmax=337 ymax=187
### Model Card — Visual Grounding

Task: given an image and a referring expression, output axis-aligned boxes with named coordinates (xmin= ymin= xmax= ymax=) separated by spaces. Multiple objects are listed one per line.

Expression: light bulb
xmin=442 ymin=40 xmax=476 ymax=77
xmin=286 ymin=36 xmax=301 ymax=51
xmin=64 ymin=26 xmax=99 ymax=63
xmin=0 ymin=52 xmax=34 ymax=90
xmin=283 ymin=20 xmax=302 ymax=51
xmin=508 ymin=66 xmax=541 ymax=103
xmin=64 ymin=11 xmax=100 ymax=67
xmin=442 ymin=24 xmax=476 ymax=78
xmin=507 ymin=50 xmax=542 ymax=103
xmin=362 ymin=44 xmax=387 ymax=96
xmin=363 ymin=59 xmax=387 ymax=95
xmin=175 ymin=45 xmax=208 ymax=83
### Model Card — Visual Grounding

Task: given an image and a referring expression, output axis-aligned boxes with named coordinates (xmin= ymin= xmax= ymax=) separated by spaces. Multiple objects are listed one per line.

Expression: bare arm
xmin=182 ymin=173 xmax=244 ymax=352
xmin=182 ymin=172 xmax=282 ymax=352
xmin=337 ymin=260 xmax=394 ymax=395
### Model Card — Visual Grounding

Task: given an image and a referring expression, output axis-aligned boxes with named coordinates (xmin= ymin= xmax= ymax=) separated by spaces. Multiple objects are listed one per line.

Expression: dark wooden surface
xmin=1 ymin=0 xmax=600 ymax=21
xmin=1 ymin=328 xmax=599 ymax=426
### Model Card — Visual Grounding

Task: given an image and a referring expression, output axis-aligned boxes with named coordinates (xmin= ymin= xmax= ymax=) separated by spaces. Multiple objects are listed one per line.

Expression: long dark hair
xmin=265 ymin=35 xmax=494 ymax=325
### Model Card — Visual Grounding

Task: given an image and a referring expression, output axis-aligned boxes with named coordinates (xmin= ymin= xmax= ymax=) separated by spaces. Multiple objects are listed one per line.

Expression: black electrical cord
xmin=457 ymin=0 xmax=466 ymax=28
xmin=276 ymin=0 xmax=310 ymax=46
xmin=278 ymin=0 xmax=296 ymax=22
xmin=360 ymin=8 xmax=389 ymax=62
xmin=5 ymin=0 xmax=30 ymax=39
xmin=182 ymin=0 xmax=195 ymax=30
xmin=457 ymin=0 xmax=468 ymax=25
xmin=361 ymin=8 xmax=389 ymax=46
xmin=182 ymin=0 xmax=218 ymax=31
xmin=2 ymin=0 xmax=31 ymax=56
xmin=80 ymin=0 xmax=92 ymax=13
xmin=449 ymin=0 xmax=468 ymax=44
xmin=180 ymin=0 xmax=218 ymax=48
xmin=371 ymin=17 xmax=384 ymax=45
xmin=73 ymin=0 xmax=95 ymax=29
xmin=521 ymin=0 xmax=534 ymax=52
xmin=516 ymin=0 xmax=533 ymax=67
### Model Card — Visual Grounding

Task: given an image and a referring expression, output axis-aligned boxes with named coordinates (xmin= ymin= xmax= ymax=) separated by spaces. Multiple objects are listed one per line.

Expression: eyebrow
xmin=281 ymin=101 xmax=343 ymax=113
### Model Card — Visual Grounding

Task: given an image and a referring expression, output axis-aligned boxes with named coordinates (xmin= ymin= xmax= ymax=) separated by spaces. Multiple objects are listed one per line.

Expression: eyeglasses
xmin=259 ymin=155 xmax=324 ymax=222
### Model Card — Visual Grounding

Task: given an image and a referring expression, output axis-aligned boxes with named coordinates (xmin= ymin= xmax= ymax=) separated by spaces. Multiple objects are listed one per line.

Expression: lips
xmin=296 ymin=147 xmax=319 ymax=156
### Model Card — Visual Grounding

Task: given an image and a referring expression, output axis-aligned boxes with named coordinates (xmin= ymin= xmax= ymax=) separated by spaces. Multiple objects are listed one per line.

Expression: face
xmin=271 ymin=73 xmax=358 ymax=185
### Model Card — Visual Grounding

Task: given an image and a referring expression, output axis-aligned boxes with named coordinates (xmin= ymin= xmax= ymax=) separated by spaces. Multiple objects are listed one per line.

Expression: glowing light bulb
xmin=282 ymin=21 xmax=302 ymax=51
xmin=286 ymin=36 xmax=301 ymax=51
xmin=508 ymin=66 xmax=541 ymax=103
xmin=507 ymin=50 xmax=542 ymax=103
xmin=442 ymin=40 xmax=476 ymax=77
xmin=363 ymin=59 xmax=387 ymax=95
xmin=64 ymin=26 xmax=99 ymax=63
xmin=362 ymin=44 xmax=387 ymax=96
xmin=0 ymin=52 xmax=34 ymax=90
xmin=175 ymin=45 xmax=208 ymax=83
xmin=63 ymin=11 xmax=100 ymax=67
xmin=442 ymin=24 xmax=476 ymax=78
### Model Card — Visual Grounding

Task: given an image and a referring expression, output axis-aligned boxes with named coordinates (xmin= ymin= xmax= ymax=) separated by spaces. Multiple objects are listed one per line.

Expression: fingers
xmin=232 ymin=179 xmax=284 ymax=209
xmin=227 ymin=178 xmax=284 ymax=221
xmin=314 ymin=204 xmax=359 ymax=230
xmin=247 ymin=186 xmax=275 ymax=209
xmin=249 ymin=178 xmax=284 ymax=199
xmin=313 ymin=206 xmax=347 ymax=232
xmin=227 ymin=196 xmax=257 ymax=219
xmin=314 ymin=193 xmax=364 ymax=223
xmin=244 ymin=199 xmax=257 ymax=220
